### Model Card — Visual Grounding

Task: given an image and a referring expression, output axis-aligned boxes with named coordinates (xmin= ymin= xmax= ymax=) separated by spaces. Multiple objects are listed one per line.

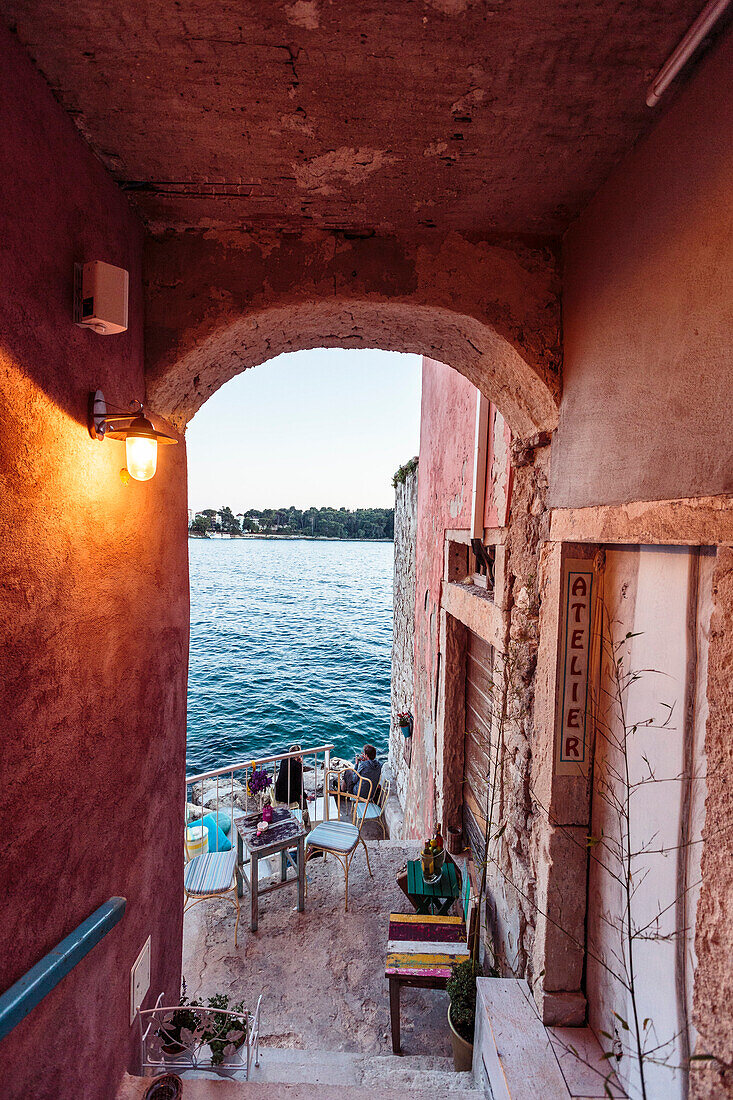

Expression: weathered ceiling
xmin=2 ymin=0 xmax=703 ymax=236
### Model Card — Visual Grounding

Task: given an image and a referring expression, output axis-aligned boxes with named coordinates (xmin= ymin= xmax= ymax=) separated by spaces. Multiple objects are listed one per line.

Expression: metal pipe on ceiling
xmin=646 ymin=0 xmax=732 ymax=106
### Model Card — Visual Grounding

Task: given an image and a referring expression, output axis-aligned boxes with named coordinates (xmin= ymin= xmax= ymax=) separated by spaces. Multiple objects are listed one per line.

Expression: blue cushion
xmin=190 ymin=813 xmax=232 ymax=853
xmin=355 ymin=802 xmax=382 ymax=821
xmin=305 ymin=821 xmax=360 ymax=854
xmin=185 ymin=850 xmax=237 ymax=895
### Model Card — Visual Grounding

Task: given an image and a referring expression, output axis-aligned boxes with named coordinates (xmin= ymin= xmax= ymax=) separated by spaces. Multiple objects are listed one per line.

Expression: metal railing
xmin=0 ymin=898 xmax=126 ymax=1041
xmin=139 ymin=992 xmax=262 ymax=1078
xmin=185 ymin=744 xmax=337 ymax=845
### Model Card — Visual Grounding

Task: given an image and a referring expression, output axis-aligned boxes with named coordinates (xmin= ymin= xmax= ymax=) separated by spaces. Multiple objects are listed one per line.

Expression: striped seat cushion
xmin=385 ymin=912 xmax=469 ymax=979
xmin=184 ymin=849 xmax=237 ymax=896
xmin=305 ymin=820 xmax=360 ymax=854
xmin=355 ymin=802 xmax=382 ymax=821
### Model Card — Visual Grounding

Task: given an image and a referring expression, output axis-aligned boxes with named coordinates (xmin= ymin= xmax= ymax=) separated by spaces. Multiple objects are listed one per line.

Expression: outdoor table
xmin=292 ymin=794 xmax=340 ymax=827
xmin=234 ymin=806 xmax=306 ymax=932
xmin=406 ymin=858 xmax=461 ymax=915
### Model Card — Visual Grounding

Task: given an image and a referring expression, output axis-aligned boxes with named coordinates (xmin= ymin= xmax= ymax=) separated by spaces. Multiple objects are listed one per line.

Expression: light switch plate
xmin=130 ymin=936 xmax=151 ymax=1025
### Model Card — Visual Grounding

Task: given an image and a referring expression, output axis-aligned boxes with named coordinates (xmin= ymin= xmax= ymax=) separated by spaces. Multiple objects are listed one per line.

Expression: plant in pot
xmin=156 ymin=999 xmax=201 ymax=1059
xmin=200 ymin=993 xmax=248 ymax=1073
xmin=446 ymin=958 xmax=480 ymax=1072
xmin=396 ymin=711 xmax=412 ymax=737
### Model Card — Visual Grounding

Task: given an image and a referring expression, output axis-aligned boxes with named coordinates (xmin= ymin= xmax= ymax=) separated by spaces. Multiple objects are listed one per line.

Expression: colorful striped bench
xmin=385 ymin=911 xmax=470 ymax=1054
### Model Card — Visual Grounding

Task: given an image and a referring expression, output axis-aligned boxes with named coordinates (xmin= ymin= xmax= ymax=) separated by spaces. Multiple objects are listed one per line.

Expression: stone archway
xmin=143 ymin=230 xmax=562 ymax=439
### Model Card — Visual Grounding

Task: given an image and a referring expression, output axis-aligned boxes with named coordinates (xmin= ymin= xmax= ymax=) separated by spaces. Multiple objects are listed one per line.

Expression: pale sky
xmin=186 ymin=348 xmax=423 ymax=513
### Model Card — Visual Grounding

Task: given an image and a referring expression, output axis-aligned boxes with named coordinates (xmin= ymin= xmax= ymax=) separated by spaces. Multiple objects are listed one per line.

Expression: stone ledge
xmin=549 ymin=495 xmax=733 ymax=546
xmin=441 ymin=581 xmax=507 ymax=651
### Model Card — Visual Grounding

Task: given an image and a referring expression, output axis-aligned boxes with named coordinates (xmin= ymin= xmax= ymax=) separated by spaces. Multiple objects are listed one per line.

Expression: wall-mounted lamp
xmin=88 ymin=390 xmax=177 ymax=482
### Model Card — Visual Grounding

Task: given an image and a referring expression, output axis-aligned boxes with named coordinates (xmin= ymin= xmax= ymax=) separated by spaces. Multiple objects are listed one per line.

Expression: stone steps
xmin=119 ymin=1048 xmax=480 ymax=1099
xmin=121 ymin=1079 xmax=478 ymax=1100
xmin=252 ymin=1048 xmax=476 ymax=1091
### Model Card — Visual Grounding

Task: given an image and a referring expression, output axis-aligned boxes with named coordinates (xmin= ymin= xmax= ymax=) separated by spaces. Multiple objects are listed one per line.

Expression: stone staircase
xmin=119 ymin=1049 xmax=480 ymax=1099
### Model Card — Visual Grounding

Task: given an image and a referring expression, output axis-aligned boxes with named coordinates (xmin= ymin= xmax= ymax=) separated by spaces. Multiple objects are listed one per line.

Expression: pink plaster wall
xmin=0 ymin=26 xmax=188 ymax=1099
xmin=551 ymin=28 xmax=733 ymax=508
xmin=404 ymin=357 xmax=476 ymax=839
xmin=484 ymin=403 xmax=513 ymax=529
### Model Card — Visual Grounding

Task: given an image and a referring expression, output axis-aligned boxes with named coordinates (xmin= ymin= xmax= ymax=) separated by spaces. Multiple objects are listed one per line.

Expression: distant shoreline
xmin=189 ymin=533 xmax=393 ymax=542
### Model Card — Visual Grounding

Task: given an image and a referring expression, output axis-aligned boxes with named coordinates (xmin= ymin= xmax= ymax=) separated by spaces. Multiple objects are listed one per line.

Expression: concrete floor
xmin=182 ymin=838 xmax=455 ymax=1058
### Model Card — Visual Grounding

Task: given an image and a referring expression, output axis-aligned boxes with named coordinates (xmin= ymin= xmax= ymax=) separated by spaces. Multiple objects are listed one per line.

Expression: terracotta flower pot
xmin=446 ymin=825 xmax=462 ymax=855
xmin=447 ymin=1005 xmax=474 ymax=1072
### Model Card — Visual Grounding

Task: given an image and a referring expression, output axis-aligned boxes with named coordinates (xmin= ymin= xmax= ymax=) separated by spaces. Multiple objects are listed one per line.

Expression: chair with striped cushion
xmin=304 ymin=768 xmax=373 ymax=911
xmin=385 ymin=860 xmax=475 ymax=1053
xmin=353 ymin=778 xmax=391 ymax=838
xmin=184 ymin=847 xmax=240 ymax=947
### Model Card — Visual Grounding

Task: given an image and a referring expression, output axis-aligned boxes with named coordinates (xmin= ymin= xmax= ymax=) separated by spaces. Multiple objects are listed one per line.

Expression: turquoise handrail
xmin=0 ymin=897 xmax=126 ymax=1041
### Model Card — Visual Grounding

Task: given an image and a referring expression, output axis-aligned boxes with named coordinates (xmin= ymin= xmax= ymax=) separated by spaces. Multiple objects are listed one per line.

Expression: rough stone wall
xmin=0 ymin=26 xmax=188 ymax=1100
xmin=389 ymin=467 xmax=418 ymax=812
xmin=485 ymin=443 xmax=551 ymax=979
xmin=691 ymin=546 xmax=733 ymax=1100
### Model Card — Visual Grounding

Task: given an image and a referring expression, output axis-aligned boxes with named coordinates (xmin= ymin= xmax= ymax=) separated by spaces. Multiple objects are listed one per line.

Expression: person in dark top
xmin=274 ymin=744 xmax=307 ymax=807
xmin=340 ymin=744 xmax=382 ymax=802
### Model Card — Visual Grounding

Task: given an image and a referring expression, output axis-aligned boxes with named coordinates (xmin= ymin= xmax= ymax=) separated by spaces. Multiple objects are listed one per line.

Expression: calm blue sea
xmin=186 ymin=538 xmax=394 ymax=775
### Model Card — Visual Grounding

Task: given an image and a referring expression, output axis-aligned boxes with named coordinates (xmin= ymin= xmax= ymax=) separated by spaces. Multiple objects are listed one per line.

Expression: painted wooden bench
xmin=385 ymin=863 xmax=475 ymax=1054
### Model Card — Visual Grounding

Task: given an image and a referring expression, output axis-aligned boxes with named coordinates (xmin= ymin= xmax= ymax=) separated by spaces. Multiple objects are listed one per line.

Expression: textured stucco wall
xmin=404 ymin=357 xmax=476 ymax=840
xmin=389 ymin=467 xmax=418 ymax=811
xmin=552 ymin=28 xmax=733 ymax=508
xmin=0 ymin=26 xmax=188 ymax=1100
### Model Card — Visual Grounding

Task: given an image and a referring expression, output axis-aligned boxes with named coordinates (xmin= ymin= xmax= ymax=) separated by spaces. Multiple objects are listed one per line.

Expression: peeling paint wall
xmin=389 ymin=467 xmax=418 ymax=811
xmin=404 ymin=357 xmax=476 ymax=839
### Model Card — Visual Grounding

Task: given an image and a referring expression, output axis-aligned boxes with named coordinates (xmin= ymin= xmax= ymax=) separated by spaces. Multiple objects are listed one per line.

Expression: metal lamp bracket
xmin=88 ymin=390 xmax=145 ymax=441
xmin=88 ymin=389 xmax=108 ymax=440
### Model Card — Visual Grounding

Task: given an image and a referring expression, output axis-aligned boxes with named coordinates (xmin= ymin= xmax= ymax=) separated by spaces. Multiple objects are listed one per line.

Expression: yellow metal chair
xmin=353 ymin=777 xmax=391 ymax=838
xmin=304 ymin=768 xmax=373 ymax=911
xmin=183 ymin=830 xmax=240 ymax=946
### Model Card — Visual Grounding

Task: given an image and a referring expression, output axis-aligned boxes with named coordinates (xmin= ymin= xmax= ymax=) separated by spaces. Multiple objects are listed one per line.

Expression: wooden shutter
xmin=463 ymin=632 xmax=494 ymax=863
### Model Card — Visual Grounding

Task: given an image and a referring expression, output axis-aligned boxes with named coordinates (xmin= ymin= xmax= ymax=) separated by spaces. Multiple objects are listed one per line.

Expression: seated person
xmin=274 ymin=744 xmax=312 ymax=828
xmin=340 ymin=744 xmax=382 ymax=802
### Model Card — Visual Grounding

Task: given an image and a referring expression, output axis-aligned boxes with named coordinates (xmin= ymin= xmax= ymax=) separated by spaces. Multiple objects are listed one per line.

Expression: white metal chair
xmin=353 ymin=777 xmax=391 ymax=838
xmin=304 ymin=768 xmax=373 ymax=911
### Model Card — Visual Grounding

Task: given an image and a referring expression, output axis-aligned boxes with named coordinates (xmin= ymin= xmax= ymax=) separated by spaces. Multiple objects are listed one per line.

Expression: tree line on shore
xmin=190 ymin=505 xmax=394 ymax=540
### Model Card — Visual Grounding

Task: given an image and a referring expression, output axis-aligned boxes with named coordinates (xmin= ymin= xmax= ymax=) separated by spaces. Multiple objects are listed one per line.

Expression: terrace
xmin=112 ymin=748 xmax=626 ymax=1099
xmin=172 ymin=747 xmax=472 ymax=1087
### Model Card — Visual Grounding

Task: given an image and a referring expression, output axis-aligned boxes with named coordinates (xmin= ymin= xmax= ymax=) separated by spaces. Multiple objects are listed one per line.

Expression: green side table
xmin=406 ymin=858 xmax=460 ymax=915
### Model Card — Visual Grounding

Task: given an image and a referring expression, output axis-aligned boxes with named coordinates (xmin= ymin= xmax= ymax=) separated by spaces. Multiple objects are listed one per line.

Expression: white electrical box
xmin=130 ymin=936 xmax=151 ymax=1024
xmin=73 ymin=260 xmax=129 ymax=334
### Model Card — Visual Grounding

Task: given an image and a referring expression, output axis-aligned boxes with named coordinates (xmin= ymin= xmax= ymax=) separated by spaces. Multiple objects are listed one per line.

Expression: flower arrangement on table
xmin=248 ymin=762 xmax=274 ymax=821
xmin=247 ymin=764 xmax=272 ymax=798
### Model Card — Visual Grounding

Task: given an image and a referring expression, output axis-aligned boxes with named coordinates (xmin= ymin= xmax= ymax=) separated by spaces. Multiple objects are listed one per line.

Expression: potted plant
xmin=446 ymin=958 xmax=479 ymax=1071
xmin=199 ymin=993 xmax=248 ymax=1075
xmin=156 ymin=999 xmax=201 ymax=1059
xmin=396 ymin=711 xmax=413 ymax=737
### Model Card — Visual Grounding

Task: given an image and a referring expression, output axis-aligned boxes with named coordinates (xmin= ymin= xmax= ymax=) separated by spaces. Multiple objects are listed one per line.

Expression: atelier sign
xmin=555 ymin=559 xmax=594 ymax=776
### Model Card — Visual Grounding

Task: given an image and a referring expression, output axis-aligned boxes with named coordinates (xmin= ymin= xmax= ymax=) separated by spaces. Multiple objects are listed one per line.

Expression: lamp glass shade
xmin=125 ymin=434 xmax=158 ymax=481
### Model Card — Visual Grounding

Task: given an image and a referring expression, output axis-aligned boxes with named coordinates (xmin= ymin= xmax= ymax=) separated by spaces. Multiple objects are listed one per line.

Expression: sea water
xmin=186 ymin=538 xmax=393 ymax=775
